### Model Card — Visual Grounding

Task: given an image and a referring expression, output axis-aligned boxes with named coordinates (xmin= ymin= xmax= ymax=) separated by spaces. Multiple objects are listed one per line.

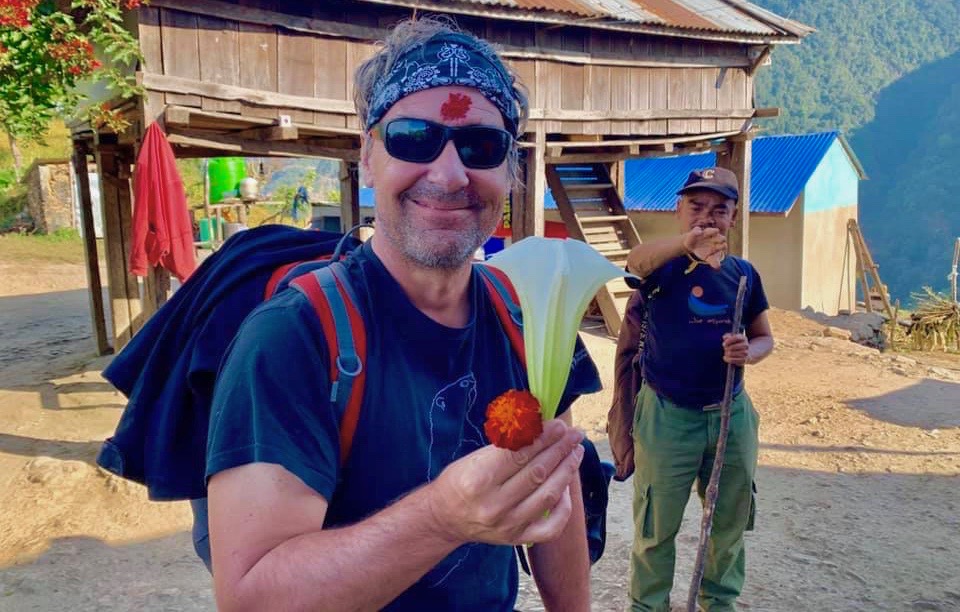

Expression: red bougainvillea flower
xmin=485 ymin=389 xmax=544 ymax=451
xmin=0 ymin=0 xmax=38 ymax=29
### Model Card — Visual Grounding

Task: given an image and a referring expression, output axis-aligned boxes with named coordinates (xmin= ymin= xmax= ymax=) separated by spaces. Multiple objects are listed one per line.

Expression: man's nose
xmin=425 ymin=140 xmax=469 ymax=192
xmin=695 ymin=210 xmax=714 ymax=225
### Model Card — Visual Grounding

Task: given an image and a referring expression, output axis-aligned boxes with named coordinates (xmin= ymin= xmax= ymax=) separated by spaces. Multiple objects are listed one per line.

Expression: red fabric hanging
xmin=130 ymin=122 xmax=196 ymax=282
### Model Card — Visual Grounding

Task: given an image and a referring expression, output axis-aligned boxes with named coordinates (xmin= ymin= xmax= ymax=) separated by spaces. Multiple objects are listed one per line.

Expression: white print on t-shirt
xmin=425 ymin=371 xmax=481 ymax=587
xmin=426 ymin=372 xmax=479 ymax=481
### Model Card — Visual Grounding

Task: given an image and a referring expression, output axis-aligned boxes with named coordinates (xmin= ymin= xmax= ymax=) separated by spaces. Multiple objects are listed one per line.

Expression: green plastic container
xmin=207 ymin=157 xmax=246 ymax=204
xmin=198 ymin=218 xmax=212 ymax=242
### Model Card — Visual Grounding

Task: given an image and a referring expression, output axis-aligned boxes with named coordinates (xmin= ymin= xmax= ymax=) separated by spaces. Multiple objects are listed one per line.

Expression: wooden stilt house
xmin=70 ymin=0 xmax=811 ymax=351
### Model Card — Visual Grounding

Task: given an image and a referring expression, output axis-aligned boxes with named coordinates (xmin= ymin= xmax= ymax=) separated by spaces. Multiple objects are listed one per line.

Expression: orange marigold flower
xmin=484 ymin=389 xmax=543 ymax=451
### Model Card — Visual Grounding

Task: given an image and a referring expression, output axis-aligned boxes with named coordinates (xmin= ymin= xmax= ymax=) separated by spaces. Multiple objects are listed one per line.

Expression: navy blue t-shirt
xmin=637 ymin=255 xmax=768 ymax=407
xmin=207 ymin=241 xmax=601 ymax=611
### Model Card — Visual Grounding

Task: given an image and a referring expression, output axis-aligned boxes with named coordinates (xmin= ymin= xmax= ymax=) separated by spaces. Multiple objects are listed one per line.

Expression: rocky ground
xmin=0 ymin=259 xmax=958 ymax=611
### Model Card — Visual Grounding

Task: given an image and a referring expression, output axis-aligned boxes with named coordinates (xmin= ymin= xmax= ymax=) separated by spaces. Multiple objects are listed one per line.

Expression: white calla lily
xmin=486 ymin=237 xmax=637 ymax=420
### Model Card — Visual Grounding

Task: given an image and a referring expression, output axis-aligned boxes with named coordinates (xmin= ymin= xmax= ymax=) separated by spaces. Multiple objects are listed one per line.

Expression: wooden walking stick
xmin=686 ymin=275 xmax=748 ymax=612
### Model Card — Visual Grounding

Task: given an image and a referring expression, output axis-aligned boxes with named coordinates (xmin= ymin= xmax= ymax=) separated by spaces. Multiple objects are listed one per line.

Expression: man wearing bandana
xmin=203 ymin=18 xmax=600 ymax=611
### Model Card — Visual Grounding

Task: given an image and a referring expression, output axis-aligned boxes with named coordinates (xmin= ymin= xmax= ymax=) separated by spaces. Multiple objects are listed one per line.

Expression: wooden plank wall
xmin=482 ymin=18 xmax=754 ymax=136
xmin=143 ymin=1 xmax=755 ymax=137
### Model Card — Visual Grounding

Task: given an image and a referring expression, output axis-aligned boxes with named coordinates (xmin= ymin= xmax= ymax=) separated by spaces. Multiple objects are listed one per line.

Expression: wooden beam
xmin=163 ymin=105 xmax=361 ymax=136
xmin=72 ymin=143 xmax=111 ymax=356
xmin=747 ymin=45 xmax=773 ymax=76
xmin=542 ymin=130 xmax=740 ymax=149
xmin=232 ymin=125 xmax=299 ymax=141
xmin=166 ymin=128 xmax=360 ymax=161
xmin=528 ymin=108 xmax=755 ymax=122
xmin=163 ymin=106 xmax=193 ymax=127
xmin=141 ymin=72 xmax=355 ymax=115
xmin=753 ymin=107 xmax=780 ymax=118
xmin=545 ymin=140 xmax=729 ymax=164
xmin=546 ymin=152 xmax=630 ymax=164
xmin=501 ymin=49 xmax=752 ymax=70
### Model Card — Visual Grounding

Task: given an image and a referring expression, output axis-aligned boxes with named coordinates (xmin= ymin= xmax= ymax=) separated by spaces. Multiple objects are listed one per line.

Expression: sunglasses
xmin=371 ymin=118 xmax=513 ymax=170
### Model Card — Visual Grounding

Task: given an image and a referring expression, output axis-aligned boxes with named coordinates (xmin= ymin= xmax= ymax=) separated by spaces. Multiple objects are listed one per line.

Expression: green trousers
xmin=629 ymin=383 xmax=759 ymax=612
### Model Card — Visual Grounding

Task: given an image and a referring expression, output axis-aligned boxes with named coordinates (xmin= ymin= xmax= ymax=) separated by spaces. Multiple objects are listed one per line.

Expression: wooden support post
xmin=522 ymin=126 xmax=546 ymax=238
xmin=612 ymin=160 xmax=626 ymax=202
xmin=717 ymin=137 xmax=752 ymax=259
xmin=95 ymin=143 xmax=143 ymax=350
xmin=339 ymin=160 xmax=359 ymax=231
xmin=143 ymin=265 xmax=171 ymax=317
xmin=73 ymin=142 xmax=111 ymax=356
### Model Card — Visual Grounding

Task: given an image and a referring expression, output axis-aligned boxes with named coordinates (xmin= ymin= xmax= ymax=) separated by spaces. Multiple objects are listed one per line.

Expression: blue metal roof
xmin=622 ymin=131 xmax=842 ymax=214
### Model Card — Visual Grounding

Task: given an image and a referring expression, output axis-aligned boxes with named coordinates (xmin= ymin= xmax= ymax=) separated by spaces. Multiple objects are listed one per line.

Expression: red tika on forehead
xmin=441 ymin=93 xmax=472 ymax=120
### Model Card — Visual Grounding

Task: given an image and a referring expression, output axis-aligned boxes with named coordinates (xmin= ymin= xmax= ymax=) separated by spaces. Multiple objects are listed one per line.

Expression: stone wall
xmin=25 ymin=161 xmax=75 ymax=234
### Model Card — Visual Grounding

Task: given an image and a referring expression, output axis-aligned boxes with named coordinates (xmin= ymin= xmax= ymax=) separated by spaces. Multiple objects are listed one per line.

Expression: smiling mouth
xmin=405 ymin=195 xmax=474 ymax=212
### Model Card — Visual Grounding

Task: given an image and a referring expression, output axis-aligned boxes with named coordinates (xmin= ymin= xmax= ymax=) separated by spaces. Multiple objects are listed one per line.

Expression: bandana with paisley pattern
xmin=366 ymin=32 xmax=522 ymax=137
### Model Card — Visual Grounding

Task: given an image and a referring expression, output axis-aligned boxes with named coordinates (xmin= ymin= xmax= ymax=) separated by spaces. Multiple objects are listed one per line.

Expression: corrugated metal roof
xmin=675 ymin=0 xmax=778 ymax=34
xmin=363 ymin=0 xmax=812 ymax=39
xmin=635 ymin=0 xmax=727 ymax=31
xmin=622 ymin=131 xmax=844 ymax=214
xmin=513 ymin=0 xmax=598 ymax=17
xmin=584 ymin=0 xmax=662 ymax=22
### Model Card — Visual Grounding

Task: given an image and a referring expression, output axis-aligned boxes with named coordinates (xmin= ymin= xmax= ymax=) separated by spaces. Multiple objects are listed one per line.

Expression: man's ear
xmin=730 ymin=199 xmax=739 ymax=222
xmin=360 ymin=132 xmax=374 ymax=188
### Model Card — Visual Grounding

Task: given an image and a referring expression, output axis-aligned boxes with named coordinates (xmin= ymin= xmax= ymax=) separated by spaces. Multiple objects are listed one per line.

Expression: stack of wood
xmin=908 ymin=287 xmax=960 ymax=351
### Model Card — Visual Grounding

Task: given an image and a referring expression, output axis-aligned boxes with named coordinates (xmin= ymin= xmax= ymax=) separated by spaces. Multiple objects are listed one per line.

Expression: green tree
xmin=756 ymin=0 xmax=960 ymax=136
xmin=0 ymin=0 xmax=142 ymax=176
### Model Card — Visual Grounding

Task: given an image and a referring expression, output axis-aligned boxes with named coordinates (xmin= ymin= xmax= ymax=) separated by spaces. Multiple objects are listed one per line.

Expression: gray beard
xmin=391 ymin=218 xmax=489 ymax=270
xmin=386 ymin=186 xmax=497 ymax=270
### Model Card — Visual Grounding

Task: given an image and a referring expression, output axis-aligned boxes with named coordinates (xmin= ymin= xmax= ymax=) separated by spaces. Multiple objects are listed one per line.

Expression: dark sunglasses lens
xmin=384 ymin=119 xmax=445 ymax=163
xmin=454 ymin=127 xmax=511 ymax=169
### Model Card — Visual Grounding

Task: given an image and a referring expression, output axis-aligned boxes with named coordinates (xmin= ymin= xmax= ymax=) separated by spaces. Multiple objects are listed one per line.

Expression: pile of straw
xmin=908 ymin=287 xmax=960 ymax=351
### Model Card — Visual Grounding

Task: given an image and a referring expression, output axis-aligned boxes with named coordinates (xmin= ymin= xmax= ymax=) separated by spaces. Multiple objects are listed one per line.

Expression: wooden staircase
xmin=546 ymin=163 xmax=642 ymax=336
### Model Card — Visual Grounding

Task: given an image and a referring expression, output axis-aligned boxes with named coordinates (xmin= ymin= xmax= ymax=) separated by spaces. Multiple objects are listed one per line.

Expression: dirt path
xmin=1 ymin=262 xmax=959 ymax=611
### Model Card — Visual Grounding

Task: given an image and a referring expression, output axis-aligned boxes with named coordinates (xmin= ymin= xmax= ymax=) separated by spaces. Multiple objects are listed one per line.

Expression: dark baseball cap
xmin=676 ymin=167 xmax=739 ymax=201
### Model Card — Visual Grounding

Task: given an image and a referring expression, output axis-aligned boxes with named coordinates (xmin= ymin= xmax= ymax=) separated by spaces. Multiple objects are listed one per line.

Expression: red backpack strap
xmin=264 ymin=255 xmax=332 ymax=300
xmin=476 ymin=264 xmax=525 ymax=364
xmin=289 ymin=262 xmax=367 ymax=466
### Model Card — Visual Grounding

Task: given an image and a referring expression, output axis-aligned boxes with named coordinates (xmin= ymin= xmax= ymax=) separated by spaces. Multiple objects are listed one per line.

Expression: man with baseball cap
xmin=202 ymin=17 xmax=601 ymax=612
xmin=612 ymin=167 xmax=774 ymax=611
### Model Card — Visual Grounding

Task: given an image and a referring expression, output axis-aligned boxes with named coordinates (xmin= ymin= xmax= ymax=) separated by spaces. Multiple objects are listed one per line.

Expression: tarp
xmin=129 ymin=122 xmax=196 ymax=281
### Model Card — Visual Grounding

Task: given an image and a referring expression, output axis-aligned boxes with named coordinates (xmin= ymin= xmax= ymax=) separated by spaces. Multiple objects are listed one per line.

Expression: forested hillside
xmin=755 ymin=0 xmax=960 ymax=302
